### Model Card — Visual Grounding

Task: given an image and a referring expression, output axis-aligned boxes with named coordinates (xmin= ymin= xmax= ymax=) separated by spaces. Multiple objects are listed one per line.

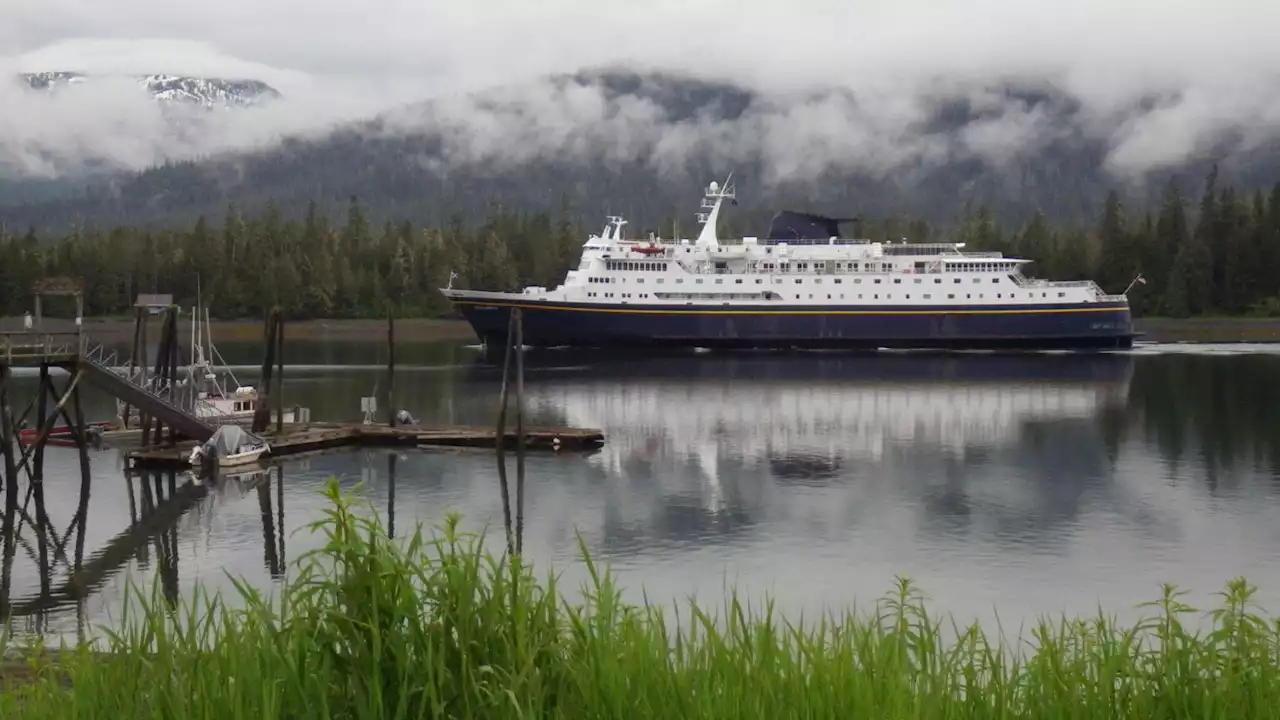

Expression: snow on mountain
xmin=19 ymin=71 xmax=282 ymax=108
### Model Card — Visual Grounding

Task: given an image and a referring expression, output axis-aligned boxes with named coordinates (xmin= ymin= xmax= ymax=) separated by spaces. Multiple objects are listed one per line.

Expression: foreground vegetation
xmin=4 ymin=480 xmax=1280 ymax=718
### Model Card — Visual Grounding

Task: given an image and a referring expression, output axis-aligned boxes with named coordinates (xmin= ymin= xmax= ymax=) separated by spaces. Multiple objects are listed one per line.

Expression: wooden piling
xmin=143 ymin=308 xmax=177 ymax=448
xmin=275 ymin=314 xmax=284 ymax=436
xmin=387 ymin=452 xmax=397 ymax=539
xmin=494 ymin=311 xmax=516 ymax=557
xmin=136 ymin=311 xmax=150 ymax=434
xmin=253 ymin=308 xmax=280 ymax=434
xmin=514 ymin=308 xmax=526 ymax=555
xmin=166 ymin=311 xmax=178 ymax=448
xmin=387 ymin=310 xmax=396 ymax=427
xmin=122 ymin=306 xmax=144 ymax=429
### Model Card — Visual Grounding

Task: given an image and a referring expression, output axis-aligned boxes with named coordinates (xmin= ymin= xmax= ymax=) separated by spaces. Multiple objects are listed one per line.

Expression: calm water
xmin=6 ymin=341 xmax=1280 ymax=640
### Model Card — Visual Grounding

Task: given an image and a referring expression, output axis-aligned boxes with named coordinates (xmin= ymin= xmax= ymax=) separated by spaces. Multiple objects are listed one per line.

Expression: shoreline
xmin=0 ymin=317 xmax=480 ymax=344
xmin=1132 ymin=317 xmax=1280 ymax=344
xmin=3 ymin=316 xmax=1280 ymax=345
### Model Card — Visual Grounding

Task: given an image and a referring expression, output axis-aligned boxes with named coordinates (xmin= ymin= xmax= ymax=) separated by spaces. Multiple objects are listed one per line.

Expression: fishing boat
xmin=116 ymin=294 xmax=300 ymax=427
xmin=440 ymin=176 xmax=1136 ymax=351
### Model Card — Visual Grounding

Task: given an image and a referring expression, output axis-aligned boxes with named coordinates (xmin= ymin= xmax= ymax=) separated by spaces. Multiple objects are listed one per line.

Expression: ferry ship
xmin=440 ymin=177 xmax=1135 ymax=351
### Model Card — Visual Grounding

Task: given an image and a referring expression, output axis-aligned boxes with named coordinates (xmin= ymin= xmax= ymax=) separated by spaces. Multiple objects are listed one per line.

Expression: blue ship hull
xmin=449 ymin=297 xmax=1135 ymax=351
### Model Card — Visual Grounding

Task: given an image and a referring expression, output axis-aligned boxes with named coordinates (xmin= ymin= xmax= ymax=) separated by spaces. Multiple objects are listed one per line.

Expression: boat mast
xmin=189 ymin=277 xmax=200 ymax=406
xmin=695 ymin=173 xmax=735 ymax=248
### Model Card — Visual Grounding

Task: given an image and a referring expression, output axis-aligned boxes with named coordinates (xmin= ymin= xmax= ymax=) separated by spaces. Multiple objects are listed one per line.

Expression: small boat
xmin=18 ymin=420 xmax=115 ymax=446
xmin=188 ymin=425 xmax=270 ymax=470
xmin=629 ymin=242 xmax=667 ymax=256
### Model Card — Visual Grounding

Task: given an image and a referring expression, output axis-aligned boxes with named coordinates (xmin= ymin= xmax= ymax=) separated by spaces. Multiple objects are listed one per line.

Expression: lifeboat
xmin=629 ymin=243 xmax=667 ymax=256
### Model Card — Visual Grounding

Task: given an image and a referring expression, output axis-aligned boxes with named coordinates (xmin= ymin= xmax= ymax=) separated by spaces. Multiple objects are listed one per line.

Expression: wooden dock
xmin=124 ymin=422 xmax=605 ymax=469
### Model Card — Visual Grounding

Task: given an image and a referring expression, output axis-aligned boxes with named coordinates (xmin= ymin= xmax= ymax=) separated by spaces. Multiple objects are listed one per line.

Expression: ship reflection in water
xmin=507 ymin=353 xmax=1136 ymax=560
xmin=477 ymin=349 xmax=1280 ymax=624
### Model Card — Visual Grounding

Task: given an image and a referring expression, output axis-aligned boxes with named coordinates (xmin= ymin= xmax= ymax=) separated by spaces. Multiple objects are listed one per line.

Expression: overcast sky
xmin=3 ymin=0 xmax=1279 ymax=181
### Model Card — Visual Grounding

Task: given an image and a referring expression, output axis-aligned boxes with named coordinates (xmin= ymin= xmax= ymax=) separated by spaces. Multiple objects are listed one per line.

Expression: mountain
xmin=18 ymin=72 xmax=282 ymax=108
xmin=2 ymin=69 xmax=1278 ymax=236
xmin=3 ymin=72 xmax=283 ymax=205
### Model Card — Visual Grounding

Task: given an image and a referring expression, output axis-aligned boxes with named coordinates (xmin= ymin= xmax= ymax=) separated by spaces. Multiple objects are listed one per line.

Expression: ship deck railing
xmin=1011 ymin=278 xmax=1129 ymax=302
xmin=684 ymin=265 xmax=1006 ymax=277
xmin=1019 ymin=279 xmax=1097 ymax=287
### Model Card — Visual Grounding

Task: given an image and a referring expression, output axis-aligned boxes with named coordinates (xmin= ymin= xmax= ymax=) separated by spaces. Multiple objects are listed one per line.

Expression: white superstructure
xmin=481 ymin=176 xmax=1127 ymax=309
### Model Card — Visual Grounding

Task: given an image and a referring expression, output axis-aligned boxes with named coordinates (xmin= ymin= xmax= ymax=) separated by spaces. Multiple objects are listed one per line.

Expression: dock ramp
xmin=77 ymin=353 xmax=216 ymax=442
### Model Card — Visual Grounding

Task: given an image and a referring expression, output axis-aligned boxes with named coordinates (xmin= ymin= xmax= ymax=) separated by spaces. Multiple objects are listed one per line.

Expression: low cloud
xmin=2 ymin=1 xmax=1279 ymax=185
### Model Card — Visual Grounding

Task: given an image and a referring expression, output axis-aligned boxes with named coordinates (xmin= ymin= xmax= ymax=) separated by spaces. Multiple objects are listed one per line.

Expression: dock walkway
xmin=2 ymin=330 xmax=219 ymax=442
xmin=125 ymin=422 xmax=605 ymax=469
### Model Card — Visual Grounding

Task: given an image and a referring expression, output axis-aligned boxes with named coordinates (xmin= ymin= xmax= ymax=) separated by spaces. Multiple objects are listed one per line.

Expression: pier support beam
xmin=493 ymin=308 xmax=527 ymax=556
xmin=141 ymin=307 xmax=180 ymax=448
xmin=0 ymin=366 xmax=19 ymax=611
xmin=121 ymin=305 xmax=145 ymax=430
xmin=0 ymin=361 xmax=94 ymax=624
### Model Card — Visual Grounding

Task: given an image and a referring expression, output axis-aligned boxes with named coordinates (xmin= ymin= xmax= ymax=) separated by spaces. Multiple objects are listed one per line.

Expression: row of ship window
xmin=590 ymin=276 xmax=1011 ymax=285
xmin=601 ymin=260 xmax=1015 ymax=272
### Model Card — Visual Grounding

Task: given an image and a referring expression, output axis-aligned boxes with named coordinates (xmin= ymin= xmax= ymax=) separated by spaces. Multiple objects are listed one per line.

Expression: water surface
xmin=5 ymin=342 xmax=1280 ymax=640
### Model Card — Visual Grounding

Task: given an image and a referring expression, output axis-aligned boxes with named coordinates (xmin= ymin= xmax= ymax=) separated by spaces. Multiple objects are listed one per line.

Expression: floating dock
xmin=123 ymin=422 xmax=605 ymax=470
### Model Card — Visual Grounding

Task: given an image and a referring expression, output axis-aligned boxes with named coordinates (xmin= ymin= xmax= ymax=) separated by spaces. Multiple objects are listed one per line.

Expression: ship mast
xmin=695 ymin=173 xmax=736 ymax=248
xmin=605 ymin=215 xmax=627 ymax=242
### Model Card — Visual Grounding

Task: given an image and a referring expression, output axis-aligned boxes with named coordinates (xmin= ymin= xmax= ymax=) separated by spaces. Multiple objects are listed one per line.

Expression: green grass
xmin=5 ymin=478 xmax=1280 ymax=718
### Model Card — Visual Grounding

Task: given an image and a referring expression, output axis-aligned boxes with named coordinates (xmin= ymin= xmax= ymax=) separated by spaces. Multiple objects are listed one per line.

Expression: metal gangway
xmin=77 ymin=342 xmax=218 ymax=442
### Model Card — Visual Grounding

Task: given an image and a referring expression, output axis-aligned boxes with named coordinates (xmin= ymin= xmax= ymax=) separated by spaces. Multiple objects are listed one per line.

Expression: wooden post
xmin=122 ymin=306 xmax=144 ymax=429
xmin=253 ymin=309 xmax=278 ymax=434
xmin=136 ymin=311 xmax=150 ymax=432
xmin=166 ymin=310 xmax=178 ymax=447
xmin=387 ymin=452 xmax=397 ymax=539
xmin=275 ymin=314 xmax=284 ymax=435
xmin=0 ymin=366 xmax=19 ymax=605
xmin=387 ymin=310 xmax=396 ymax=427
xmin=494 ymin=310 xmax=516 ymax=557
xmin=514 ymin=308 xmax=526 ymax=555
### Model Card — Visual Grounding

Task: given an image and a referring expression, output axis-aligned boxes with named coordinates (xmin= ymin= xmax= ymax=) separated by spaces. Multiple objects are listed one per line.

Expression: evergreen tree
xmin=4 ymin=178 xmax=1280 ymax=323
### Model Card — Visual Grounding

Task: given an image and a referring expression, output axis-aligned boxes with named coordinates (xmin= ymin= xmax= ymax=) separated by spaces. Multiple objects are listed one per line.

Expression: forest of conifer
xmin=1 ymin=167 xmax=1278 ymax=321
